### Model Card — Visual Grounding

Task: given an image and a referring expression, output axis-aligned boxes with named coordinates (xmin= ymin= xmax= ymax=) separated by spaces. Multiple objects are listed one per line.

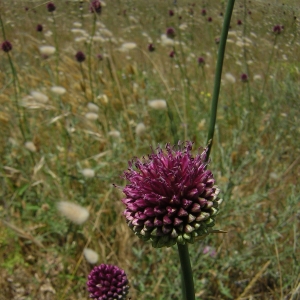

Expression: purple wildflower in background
xmin=201 ymin=9 xmax=206 ymax=16
xmin=148 ymin=43 xmax=155 ymax=52
xmin=240 ymin=73 xmax=248 ymax=82
xmin=36 ymin=24 xmax=43 ymax=32
xmin=166 ymin=27 xmax=176 ymax=39
xmin=237 ymin=19 xmax=242 ymax=25
xmin=97 ymin=54 xmax=103 ymax=61
xmin=169 ymin=9 xmax=174 ymax=16
xmin=198 ymin=57 xmax=205 ymax=66
xmin=87 ymin=264 xmax=129 ymax=299
xmin=90 ymin=0 xmax=102 ymax=14
xmin=75 ymin=51 xmax=86 ymax=62
xmin=47 ymin=2 xmax=56 ymax=12
xmin=1 ymin=41 xmax=12 ymax=52
xmin=169 ymin=50 xmax=175 ymax=58
xmin=208 ymin=17 xmax=212 ymax=22
xmin=121 ymin=142 xmax=222 ymax=248
xmin=273 ymin=24 xmax=283 ymax=34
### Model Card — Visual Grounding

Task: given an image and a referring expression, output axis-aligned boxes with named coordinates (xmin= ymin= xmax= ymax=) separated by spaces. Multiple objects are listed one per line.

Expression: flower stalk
xmin=206 ymin=0 xmax=236 ymax=160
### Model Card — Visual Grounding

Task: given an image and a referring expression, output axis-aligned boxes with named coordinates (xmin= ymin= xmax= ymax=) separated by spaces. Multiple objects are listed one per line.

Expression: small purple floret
xmin=90 ymin=0 xmax=102 ymax=14
xmin=75 ymin=51 xmax=86 ymax=62
xmin=1 ymin=41 xmax=12 ymax=52
xmin=47 ymin=2 xmax=56 ymax=12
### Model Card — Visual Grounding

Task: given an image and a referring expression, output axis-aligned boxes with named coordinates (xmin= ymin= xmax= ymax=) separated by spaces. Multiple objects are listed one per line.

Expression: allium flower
xmin=273 ymin=24 xmax=283 ymax=34
xmin=47 ymin=2 xmax=56 ymax=12
xmin=75 ymin=51 xmax=86 ymax=62
xmin=148 ymin=43 xmax=155 ymax=52
xmin=90 ymin=0 xmax=102 ymax=14
xmin=207 ymin=17 xmax=212 ymax=22
xmin=198 ymin=57 xmax=205 ymax=66
xmin=201 ymin=9 xmax=207 ymax=16
xmin=237 ymin=19 xmax=242 ymax=25
xmin=169 ymin=50 xmax=175 ymax=58
xmin=121 ymin=142 xmax=222 ymax=248
xmin=36 ymin=24 xmax=43 ymax=32
xmin=87 ymin=264 xmax=129 ymax=299
xmin=240 ymin=73 xmax=248 ymax=82
xmin=166 ymin=27 xmax=176 ymax=39
xmin=169 ymin=9 xmax=174 ymax=17
xmin=1 ymin=40 xmax=12 ymax=52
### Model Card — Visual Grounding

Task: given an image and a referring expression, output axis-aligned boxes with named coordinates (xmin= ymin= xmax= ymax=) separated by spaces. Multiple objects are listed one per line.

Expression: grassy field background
xmin=0 ymin=0 xmax=299 ymax=299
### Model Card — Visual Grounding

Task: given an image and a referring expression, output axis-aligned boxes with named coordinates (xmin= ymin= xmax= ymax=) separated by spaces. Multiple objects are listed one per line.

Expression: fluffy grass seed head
xmin=50 ymin=86 xmax=66 ymax=95
xmin=39 ymin=45 xmax=56 ymax=57
xmin=81 ymin=168 xmax=95 ymax=178
xmin=148 ymin=99 xmax=167 ymax=110
xmin=87 ymin=264 xmax=129 ymax=299
xmin=135 ymin=122 xmax=146 ymax=137
xmin=122 ymin=142 xmax=222 ymax=248
xmin=57 ymin=201 xmax=89 ymax=225
xmin=83 ymin=248 xmax=99 ymax=264
xmin=30 ymin=91 xmax=49 ymax=103
xmin=25 ymin=141 xmax=37 ymax=152
xmin=1 ymin=40 xmax=12 ymax=52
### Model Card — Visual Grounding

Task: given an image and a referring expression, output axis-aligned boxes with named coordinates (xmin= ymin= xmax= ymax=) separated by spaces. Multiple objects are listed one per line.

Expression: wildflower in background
xmin=57 ymin=201 xmax=89 ymax=224
xmin=201 ymin=9 xmax=206 ymax=16
xmin=273 ymin=24 xmax=283 ymax=34
xmin=84 ymin=248 xmax=99 ymax=264
xmin=169 ymin=9 xmax=174 ymax=16
xmin=240 ymin=73 xmax=248 ymax=82
xmin=198 ymin=57 xmax=205 ymax=66
xmin=166 ymin=27 xmax=176 ymax=39
xmin=215 ymin=37 xmax=220 ymax=44
xmin=39 ymin=45 xmax=56 ymax=57
xmin=203 ymin=245 xmax=217 ymax=258
xmin=87 ymin=264 xmax=129 ymax=299
xmin=237 ymin=19 xmax=242 ymax=25
xmin=81 ymin=168 xmax=95 ymax=178
xmin=148 ymin=43 xmax=155 ymax=52
xmin=121 ymin=142 xmax=222 ymax=248
xmin=90 ymin=0 xmax=102 ymax=14
xmin=36 ymin=24 xmax=43 ymax=32
xmin=47 ymin=2 xmax=56 ymax=12
xmin=97 ymin=54 xmax=103 ymax=61
xmin=1 ymin=40 xmax=12 ymax=52
xmin=207 ymin=17 xmax=212 ymax=22
xmin=169 ymin=50 xmax=175 ymax=58
xmin=148 ymin=99 xmax=167 ymax=110
xmin=75 ymin=51 xmax=86 ymax=62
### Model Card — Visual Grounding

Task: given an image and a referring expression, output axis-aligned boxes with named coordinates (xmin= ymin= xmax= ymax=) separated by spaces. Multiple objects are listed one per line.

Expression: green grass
xmin=0 ymin=0 xmax=299 ymax=299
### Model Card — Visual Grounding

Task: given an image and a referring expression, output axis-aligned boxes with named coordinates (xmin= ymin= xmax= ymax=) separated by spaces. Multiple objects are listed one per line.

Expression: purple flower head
xmin=75 ymin=51 xmax=85 ymax=62
xmin=148 ymin=43 xmax=155 ymax=52
xmin=90 ymin=0 xmax=102 ymax=14
xmin=273 ymin=24 xmax=283 ymax=34
xmin=169 ymin=9 xmax=174 ymax=17
xmin=47 ymin=2 xmax=56 ymax=12
xmin=198 ymin=57 xmax=205 ymax=66
xmin=1 ymin=41 xmax=12 ymax=52
xmin=207 ymin=17 xmax=212 ymax=22
xmin=36 ymin=24 xmax=43 ymax=32
xmin=97 ymin=54 xmax=103 ymax=61
xmin=201 ymin=9 xmax=207 ymax=16
xmin=240 ymin=73 xmax=248 ymax=82
xmin=121 ymin=142 xmax=222 ymax=248
xmin=237 ymin=19 xmax=242 ymax=25
xmin=169 ymin=50 xmax=175 ymax=58
xmin=166 ymin=27 xmax=176 ymax=39
xmin=87 ymin=264 xmax=129 ymax=299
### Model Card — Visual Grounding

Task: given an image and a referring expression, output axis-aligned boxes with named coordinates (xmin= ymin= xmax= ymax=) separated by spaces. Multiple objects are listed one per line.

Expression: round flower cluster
xmin=87 ymin=264 xmax=129 ymax=299
xmin=122 ymin=142 xmax=222 ymax=248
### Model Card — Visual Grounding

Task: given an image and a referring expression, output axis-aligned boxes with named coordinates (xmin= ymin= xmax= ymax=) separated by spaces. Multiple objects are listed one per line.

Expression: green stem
xmin=177 ymin=243 xmax=195 ymax=300
xmin=206 ymin=0 xmax=235 ymax=160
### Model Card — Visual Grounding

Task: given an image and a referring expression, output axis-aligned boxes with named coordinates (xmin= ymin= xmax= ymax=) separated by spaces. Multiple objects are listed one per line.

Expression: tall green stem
xmin=177 ymin=243 xmax=195 ymax=300
xmin=206 ymin=0 xmax=235 ymax=160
